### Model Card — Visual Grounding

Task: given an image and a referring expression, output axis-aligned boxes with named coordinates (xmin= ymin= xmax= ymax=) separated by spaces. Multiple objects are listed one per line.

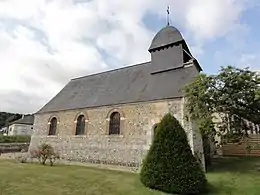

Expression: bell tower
xmin=149 ymin=26 xmax=201 ymax=74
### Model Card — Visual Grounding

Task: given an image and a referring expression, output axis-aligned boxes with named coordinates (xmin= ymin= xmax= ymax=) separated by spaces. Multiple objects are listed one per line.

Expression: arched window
xmin=49 ymin=117 xmax=57 ymax=136
xmin=109 ymin=112 xmax=120 ymax=135
xmin=75 ymin=115 xmax=85 ymax=135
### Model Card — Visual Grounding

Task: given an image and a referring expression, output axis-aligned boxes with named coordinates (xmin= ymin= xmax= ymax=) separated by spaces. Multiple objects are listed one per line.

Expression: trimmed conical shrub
xmin=140 ymin=113 xmax=207 ymax=194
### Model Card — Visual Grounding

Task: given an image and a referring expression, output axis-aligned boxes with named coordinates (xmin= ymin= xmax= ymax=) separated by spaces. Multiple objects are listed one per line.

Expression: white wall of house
xmin=8 ymin=124 xmax=33 ymax=136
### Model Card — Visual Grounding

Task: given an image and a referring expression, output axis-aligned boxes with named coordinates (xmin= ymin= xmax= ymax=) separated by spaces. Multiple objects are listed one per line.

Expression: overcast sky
xmin=0 ymin=0 xmax=260 ymax=114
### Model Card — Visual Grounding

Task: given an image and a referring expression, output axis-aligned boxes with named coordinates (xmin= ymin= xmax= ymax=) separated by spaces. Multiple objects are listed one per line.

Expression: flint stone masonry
xmin=29 ymin=98 xmax=204 ymax=170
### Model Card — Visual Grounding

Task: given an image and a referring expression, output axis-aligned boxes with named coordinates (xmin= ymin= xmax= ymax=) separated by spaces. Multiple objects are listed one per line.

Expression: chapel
xmin=29 ymin=25 xmax=205 ymax=169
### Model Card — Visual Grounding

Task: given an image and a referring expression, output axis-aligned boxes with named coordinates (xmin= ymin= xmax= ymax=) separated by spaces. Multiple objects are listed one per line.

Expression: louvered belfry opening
xmin=109 ymin=112 xmax=120 ymax=135
xmin=75 ymin=115 xmax=85 ymax=135
xmin=49 ymin=117 xmax=57 ymax=135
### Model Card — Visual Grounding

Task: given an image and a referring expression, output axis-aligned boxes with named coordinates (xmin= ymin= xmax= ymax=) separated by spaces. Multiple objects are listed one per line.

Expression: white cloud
xmin=185 ymin=0 xmax=246 ymax=41
xmin=236 ymin=54 xmax=260 ymax=71
xmin=0 ymin=0 xmax=256 ymax=113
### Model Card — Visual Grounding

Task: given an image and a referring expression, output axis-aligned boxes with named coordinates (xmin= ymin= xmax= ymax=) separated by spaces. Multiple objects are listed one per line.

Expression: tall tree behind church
xmin=184 ymin=66 xmax=260 ymax=169
xmin=185 ymin=66 xmax=260 ymax=141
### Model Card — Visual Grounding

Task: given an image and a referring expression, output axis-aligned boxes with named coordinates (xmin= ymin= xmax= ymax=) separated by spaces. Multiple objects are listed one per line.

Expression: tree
xmin=0 ymin=112 xmax=22 ymax=129
xmin=184 ymin=66 xmax=260 ymax=146
xmin=140 ymin=113 xmax=207 ymax=194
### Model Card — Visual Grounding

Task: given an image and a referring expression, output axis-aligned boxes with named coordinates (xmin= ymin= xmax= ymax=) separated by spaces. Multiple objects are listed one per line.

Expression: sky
xmin=0 ymin=0 xmax=260 ymax=114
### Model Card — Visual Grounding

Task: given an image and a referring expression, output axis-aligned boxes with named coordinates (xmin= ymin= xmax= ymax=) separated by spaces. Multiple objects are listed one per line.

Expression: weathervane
xmin=167 ymin=6 xmax=170 ymax=26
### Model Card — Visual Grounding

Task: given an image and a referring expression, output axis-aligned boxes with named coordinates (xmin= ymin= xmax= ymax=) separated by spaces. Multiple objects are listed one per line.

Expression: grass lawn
xmin=207 ymin=156 xmax=260 ymax=195
xmin=0 ymin=156 xmax=260 ymax=195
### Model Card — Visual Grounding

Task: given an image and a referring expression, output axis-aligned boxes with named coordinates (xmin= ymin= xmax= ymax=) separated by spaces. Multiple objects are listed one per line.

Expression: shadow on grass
xmin=207 ymin=156 xmax=260 ymax=173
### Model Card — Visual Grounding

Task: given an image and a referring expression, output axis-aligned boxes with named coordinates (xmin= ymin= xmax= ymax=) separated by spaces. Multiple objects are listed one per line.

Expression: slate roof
xmin=10 ymin=115 xmax=34 ymax=125
xmin=37 ymin=61 xmax=199 ymax=114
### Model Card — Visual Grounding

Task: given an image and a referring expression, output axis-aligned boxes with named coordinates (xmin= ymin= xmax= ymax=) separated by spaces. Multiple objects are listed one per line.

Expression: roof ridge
xmin=71 ymin=61 xmax=151 ymax=81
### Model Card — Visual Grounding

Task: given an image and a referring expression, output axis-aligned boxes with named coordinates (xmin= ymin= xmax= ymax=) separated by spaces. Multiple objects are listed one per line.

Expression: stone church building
xmin=29 ymin=25 xmax=205 ymax=169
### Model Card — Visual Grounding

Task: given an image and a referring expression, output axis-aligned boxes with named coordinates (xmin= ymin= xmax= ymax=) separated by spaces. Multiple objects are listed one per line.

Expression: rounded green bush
xmin=140 ymin=113 xmax=207 ymax=194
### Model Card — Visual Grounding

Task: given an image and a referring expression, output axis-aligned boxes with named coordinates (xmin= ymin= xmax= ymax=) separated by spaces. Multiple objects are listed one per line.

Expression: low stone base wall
xmin=62 ymin=158 xmax=140 ymax=172
xmin=62 ymin=157 xmax=139 ymax=168
xmin=0 ymin=152 xmax=21 ymax=159
xmin=0 ymin=143 xmax=29 ymax=154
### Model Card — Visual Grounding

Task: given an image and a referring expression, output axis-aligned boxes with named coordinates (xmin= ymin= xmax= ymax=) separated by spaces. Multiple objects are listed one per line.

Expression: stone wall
xmin=0 ymin=143 xmax=29 ymax=154
xmin=29 ymin=98 xmax=204 ymax=169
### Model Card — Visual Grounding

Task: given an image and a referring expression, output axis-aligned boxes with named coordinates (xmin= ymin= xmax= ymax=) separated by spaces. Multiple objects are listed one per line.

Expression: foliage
xmin=0 ymin=135 xmax=31 ymax=143
xmin=184 ymin=66 xmax=260 ymax=144
xmin=0 ymin=112 xmax=22 ymax=129
xmin=29 ymin=143 xmax=60 ymax=166
xmin=140 ymin=113 xmax=207 ymax=194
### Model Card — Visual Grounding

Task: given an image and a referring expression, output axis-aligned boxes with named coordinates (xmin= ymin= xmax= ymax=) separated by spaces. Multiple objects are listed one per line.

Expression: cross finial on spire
xmin=167 ymin=6 xmax=170 ymax=26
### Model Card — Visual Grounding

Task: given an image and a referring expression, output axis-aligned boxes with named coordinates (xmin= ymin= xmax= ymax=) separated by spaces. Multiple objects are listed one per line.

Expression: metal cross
xmin=167 ymin=6 xmax=170 ymax=26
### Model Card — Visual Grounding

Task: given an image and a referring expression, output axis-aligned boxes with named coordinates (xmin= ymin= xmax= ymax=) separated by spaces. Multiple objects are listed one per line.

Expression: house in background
xmin=8 ymin=115 xmax=34 ymax=136
xmin=0 ymin=126 xmax=8 ymax=135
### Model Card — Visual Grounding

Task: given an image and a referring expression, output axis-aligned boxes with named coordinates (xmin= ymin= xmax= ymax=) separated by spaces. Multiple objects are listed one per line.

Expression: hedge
xmin=0 ymin=135 xmax=31 ymax=143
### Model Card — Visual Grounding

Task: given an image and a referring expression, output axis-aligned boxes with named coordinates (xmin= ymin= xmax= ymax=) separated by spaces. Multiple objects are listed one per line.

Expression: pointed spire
xmin=167 ymin=6 xmax=170 ymax=26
